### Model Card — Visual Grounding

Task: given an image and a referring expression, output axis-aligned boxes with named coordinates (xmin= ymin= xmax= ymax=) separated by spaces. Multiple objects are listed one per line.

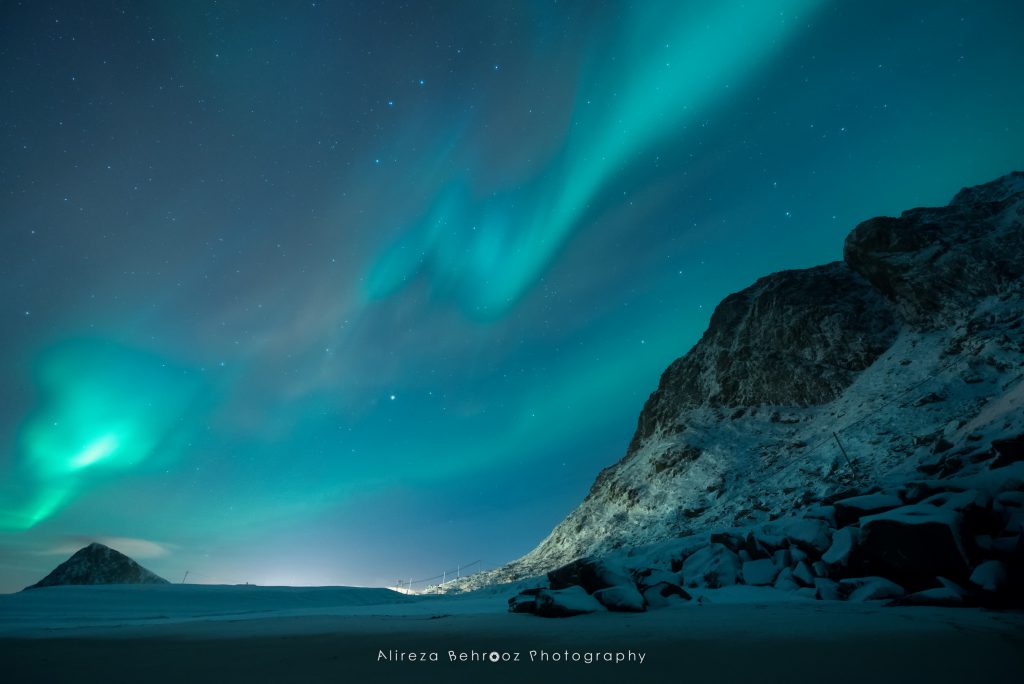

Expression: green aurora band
xmin=2 ymin=341 xmax=201 ymax=530
xmin=365 ymin=0 xmax=824 ymax=315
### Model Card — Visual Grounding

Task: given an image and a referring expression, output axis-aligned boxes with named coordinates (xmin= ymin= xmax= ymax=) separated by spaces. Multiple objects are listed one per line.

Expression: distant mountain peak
xmin=27 ymin=542 xmax=169 ymax=590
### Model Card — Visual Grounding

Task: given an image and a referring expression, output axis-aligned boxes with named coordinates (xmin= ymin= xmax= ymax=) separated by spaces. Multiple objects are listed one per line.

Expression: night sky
xmin=1 ymin=0 xmax=1022 ymax=592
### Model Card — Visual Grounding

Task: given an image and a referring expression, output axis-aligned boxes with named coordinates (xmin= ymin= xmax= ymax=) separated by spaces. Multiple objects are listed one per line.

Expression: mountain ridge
xmin=452 ymin=170 xmax=1024 ymax=591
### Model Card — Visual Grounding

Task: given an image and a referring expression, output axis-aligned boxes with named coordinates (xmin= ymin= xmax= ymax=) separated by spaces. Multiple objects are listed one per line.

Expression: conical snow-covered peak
xmin=27 ymin=542 xmax=169 ymax=589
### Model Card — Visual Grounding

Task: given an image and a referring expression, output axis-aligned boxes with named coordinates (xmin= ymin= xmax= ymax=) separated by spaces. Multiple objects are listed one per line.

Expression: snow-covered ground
xmin=1 ymin=584 xmax=1022 ymax=683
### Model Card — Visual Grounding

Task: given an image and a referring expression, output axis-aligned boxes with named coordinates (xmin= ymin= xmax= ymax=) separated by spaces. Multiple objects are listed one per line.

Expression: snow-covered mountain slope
xmin=27 ymin=542 xmax=169 ymax=589
xmin=456 ymin=171 xmax=1024 ymax=590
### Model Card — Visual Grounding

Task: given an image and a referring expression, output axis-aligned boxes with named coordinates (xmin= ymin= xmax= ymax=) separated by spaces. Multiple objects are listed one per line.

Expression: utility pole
xmin=833 ymin=432 xmax=854 ymax=470
xmin=181 ymin=571 xmax=189 ymax=584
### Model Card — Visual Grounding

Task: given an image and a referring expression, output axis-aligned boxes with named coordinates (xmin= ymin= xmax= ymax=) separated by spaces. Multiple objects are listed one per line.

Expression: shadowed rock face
xmin=629 ymin=262 xmax=898 ymax=453
xmin=27 ymin=542 xmax=169 ymax=589
xmin=844 ymin=171 xmax=1024 ymax=328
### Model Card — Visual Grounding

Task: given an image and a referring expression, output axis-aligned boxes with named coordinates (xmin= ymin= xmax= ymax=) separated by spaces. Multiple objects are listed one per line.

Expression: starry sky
xmin=1 ymin=0 xmax=1022 ymax=592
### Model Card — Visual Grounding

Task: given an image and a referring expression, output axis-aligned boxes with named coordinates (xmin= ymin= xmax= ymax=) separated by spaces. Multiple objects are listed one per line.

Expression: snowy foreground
xmin=1 ymin=584 xmax=1022 ymax=683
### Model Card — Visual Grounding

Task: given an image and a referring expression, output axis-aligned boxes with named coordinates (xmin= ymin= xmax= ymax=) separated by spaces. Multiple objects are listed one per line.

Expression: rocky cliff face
xmin=27 ymin=542 xmax=169 ymax=589
xmin=845 ymin=172 xmax=1024 ymax=327
xmin=454 ymin=171 xmax=1024 ymax=590
xmin=628 ymin=262 xmax=898 ymax=454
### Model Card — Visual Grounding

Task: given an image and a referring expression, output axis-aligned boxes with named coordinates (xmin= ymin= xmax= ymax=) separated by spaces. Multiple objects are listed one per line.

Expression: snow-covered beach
xmin=2 ymin=584 xmax=1022 ymax=683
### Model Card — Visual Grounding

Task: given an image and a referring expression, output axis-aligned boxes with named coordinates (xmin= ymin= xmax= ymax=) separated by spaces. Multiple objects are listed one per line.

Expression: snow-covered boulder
xmin=774 ymin=567 xmax=800 ymax=592
xmin=741 ymin=558 xmax=778 ymax=586
xmin=814 ymin=578 xmax=841 ymax=601
xmin=802 ymin=505 xmax=837 ymax=527
xmin=633 ymin=567 xmax=681 ymax=591
xmin=547 ymin=557 xmax=632 ymax=593
xmin=508 ymin=589 xmax=543 ymax=614
xmin=897 ymin=587 xmax=967 ymax=607
xmin=527 ymin=586 xmax=607 ymax=618
xmin=762 ymin=518 xmax=833 ymax=555
xmin=822 ymin=526 xmax=860 ymax=566
xmin=833 ymin=494 xmax=903 ymax=527
xmin=642 ymin=581 xmax=691 ymax=607
xmin=897 ymin=577 xmax=969 ymax=606
xmin=855 ymin=504 xmax=971 ymax=586
xmin=840 ymin=576 xmax=906 ymax=602
xmin=991 ymin=433 xmax=1024 ymax=468
xmin=970 ymin=560 xmax=1009 ymax=593
xmin=594 ymin=584 xmax=647 ymax=612
xmin=795 ymin=587 xmax=818 ymax=600
xmin=792 ymin=561 xmax=815 ymax=587
xmin=681 ymin=543 xmax=741 ymax=589
xmin=994 ymin=492 xmax=1024 ymax=535
xmin=920 ymin=489 xmax=988 ymax=512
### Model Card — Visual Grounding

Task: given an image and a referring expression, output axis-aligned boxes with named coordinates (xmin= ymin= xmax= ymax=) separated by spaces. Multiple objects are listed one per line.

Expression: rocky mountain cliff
xmin=454 ymin=171 xmax=1024 ymax=591
xmin=27 ymin=542 xmax=169 ymax=589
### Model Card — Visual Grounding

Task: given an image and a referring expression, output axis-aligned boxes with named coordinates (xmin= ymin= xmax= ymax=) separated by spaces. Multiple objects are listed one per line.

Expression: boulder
xmin=991 ymin=433 xmax=1024 ymax=468
xmin=840 ymin=576 xmax=906 ymax=602
xmin=814 ymin=578 xmax=841 ymax=601
xmin=792 ymin=561 xmax=815 ymax=587
xmin=898 ymin=577 xmax=970 ymax=606
xmin=921 ymin=489 xmax=988 ymax=512
xmin=508 ymin=590 xmax=541 ymax=614
xmin=774 ymin=567 xmax=800 ymax=592
xmin=922 ymin=489 xmax=992 ymax=532
xmin=547 ymin=557 xmax=632 ymax=593
xmin=593 ymin=584 xmax=647 ymax=612
xmin=634 ymin=568 xmax=682 ymax=591
xmin=970 ymin=560 xmax=1009 ymax=593
xmin=994 ymin=492 xmax=1024 ymax=535
xmin=681 ymin=543 xmax=741 ymax=589
xmin=896 ymin=588 xmax=967 ymax=607
xmin=802 ymin=505 xmax=837 ymax=527
xmin=822 ymin=526 xmax=860 ymax=566
xmin=531 ymin=586 xmax=607 ymax=618
xmin=853 ymin=504 xmax=971 ymax=587
xmin=741 ymin=558 xmax=779 ymax=586
xmin=763 ymin=518 xmax=833 ymax=555
xmin=642 ymin=581 xmax=692 ymax=608
xmin=709 ymin=531 xmax=747 ymax=552
xmin=833 ymin=494 xmax=903 ymax=528
xmin=744 ymin=532 xmax=772 ymax=559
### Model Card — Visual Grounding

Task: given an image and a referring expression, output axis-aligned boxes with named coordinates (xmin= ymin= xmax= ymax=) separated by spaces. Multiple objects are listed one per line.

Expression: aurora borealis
xmin=1 ymin=1 xmax=1023 ymax=592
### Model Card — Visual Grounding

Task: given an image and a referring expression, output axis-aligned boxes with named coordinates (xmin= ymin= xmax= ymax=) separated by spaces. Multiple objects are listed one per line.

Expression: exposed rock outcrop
xmin=844 ymin=171 xmax=1024 ymax=327
xmin=629 ymin=262 xmax=898 ymax=452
